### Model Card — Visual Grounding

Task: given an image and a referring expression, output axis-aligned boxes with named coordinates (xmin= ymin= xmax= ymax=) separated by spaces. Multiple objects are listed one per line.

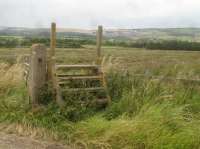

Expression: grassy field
xmin=2 ymin=46 xmax=200 ymax=75
xmin=0 ymin=46 xmax=200 ymax=148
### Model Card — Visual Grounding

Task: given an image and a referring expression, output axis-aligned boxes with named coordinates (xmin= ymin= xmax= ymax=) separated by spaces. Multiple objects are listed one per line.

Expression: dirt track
xmin=0 ymin=132 xmax=69 ymax=149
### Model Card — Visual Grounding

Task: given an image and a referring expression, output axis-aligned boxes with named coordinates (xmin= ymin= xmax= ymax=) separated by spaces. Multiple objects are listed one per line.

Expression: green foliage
xmin=0 ymin=37 xmax=84 ymax=48
xmin=1 ymin=47 xmax=200 ymax=148
xmin=2 ymin=35 xmax=200 ymax=51
xmin=105 ymin=39 xmax=200 ymax=51
xmin=1 ymin=68 xmax=200 ymax=148
xmin=75 ymin=72 xmax=200 ymax=148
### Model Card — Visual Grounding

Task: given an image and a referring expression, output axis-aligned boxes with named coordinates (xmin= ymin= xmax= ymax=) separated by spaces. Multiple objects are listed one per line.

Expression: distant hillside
xmin=104 ymin=28 xmax=200 ymax=41
xmin=1 ymin=27 xmax=200 ymax=41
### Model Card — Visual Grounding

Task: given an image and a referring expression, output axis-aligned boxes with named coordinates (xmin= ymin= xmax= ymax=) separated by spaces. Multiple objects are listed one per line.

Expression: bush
xmin=0 ymin=37 xmax=84 ymax=48
xmin=104 ymin=39 xmax=200 ymax=51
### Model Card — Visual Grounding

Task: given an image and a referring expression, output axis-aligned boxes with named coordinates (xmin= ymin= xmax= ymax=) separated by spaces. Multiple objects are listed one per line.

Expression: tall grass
xmin=74 ymin=72 xmax=200 ymax=148
xmin=0 ymin=61 xmax=200 ymax=148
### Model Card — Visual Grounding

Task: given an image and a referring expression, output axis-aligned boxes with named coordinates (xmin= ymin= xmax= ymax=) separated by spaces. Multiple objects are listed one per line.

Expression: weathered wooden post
xmin=29 ymin=44 xmax=47 ymax=106
xmin=48 ymin=22 xmax=56 ymax=81
xmin=96 ymin=25 xmax=103 ymax=64
xmin=47 ymin=22 xmax=64 ymax=107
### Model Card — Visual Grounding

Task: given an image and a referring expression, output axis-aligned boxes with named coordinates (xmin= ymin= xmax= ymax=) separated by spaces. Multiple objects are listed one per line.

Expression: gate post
xmin=48 ymin=22 xmax=56 ymax=81
xmin=29 ymin=44 xmax=47 ymax=107
xmin=96 ymin=25 xmax=103 ymax=65
xmin=47 ymin=22 xmax=64 ymax=107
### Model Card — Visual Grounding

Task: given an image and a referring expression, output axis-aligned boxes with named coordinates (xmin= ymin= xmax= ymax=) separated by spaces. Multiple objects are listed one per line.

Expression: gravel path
xmin=0 ymin=132 xmax=70 ymax=149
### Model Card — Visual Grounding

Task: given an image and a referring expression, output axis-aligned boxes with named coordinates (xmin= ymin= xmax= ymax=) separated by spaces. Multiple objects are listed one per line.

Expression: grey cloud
xmin=0 ymin=0 xmax=200 ymax=28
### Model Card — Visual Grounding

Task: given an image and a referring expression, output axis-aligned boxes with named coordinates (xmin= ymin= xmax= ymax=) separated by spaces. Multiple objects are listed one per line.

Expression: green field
xmin=0 ymin=46 xmax=200 ymax=148
xmin=2 ymin=46 xmax=200 ymax=75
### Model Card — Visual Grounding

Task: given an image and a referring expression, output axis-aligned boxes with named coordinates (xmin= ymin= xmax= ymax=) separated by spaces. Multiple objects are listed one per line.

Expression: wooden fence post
xmin=29 ymin=44 xmax=47 ymax=107
xmin=48 ymin=22 xmax=56 ymax=81
xmin=96 ymin=25 xmax=103 ymax=64
xmin=47 ymin=22 xmax=64 ymax=107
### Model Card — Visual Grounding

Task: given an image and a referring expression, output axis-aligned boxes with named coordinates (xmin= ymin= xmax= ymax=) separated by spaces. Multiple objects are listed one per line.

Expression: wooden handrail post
xmin=50 ymin=22 xmax=56 ymax=57
xmin=29 ymin=44 xmax=47 ymax=107
xmin=47 ymin=22 xmax=64 ymax=107
xmin=96 ymin=25 xmax=103 ymax=64
xmin=48 ymin=22 xmax=56 ymax=81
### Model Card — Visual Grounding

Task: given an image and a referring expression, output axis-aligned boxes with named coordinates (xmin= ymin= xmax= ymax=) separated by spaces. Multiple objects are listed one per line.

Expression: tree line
xmin=0 ymin=37 xmax=95 ymax=48
xmin=104 ymin=39 xmax=200 ymax=51
xmin=1 ymin=36 xmax=200 ymax=51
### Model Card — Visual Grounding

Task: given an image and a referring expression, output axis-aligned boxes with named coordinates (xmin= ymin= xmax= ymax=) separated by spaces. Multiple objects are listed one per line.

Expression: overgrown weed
xmin=0 ymin=61 xmax=200 ymax=148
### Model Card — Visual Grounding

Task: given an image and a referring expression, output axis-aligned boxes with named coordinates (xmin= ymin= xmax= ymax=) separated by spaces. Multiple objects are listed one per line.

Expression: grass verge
xmin=0 ymin=63 xmax=200 ymax=149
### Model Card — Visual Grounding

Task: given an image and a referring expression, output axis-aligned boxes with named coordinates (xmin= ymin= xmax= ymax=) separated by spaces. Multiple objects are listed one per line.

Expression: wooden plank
xmin=56 ymin=64 xmax=99 ymax=69
xmin=132 ymin=74 xmax=200 ymax=82
xmin=155 ymin=77 xmax=200 ymax=83
xmin=58 ymin=75 xmax=102 ymax=81
xmin=62 ymin=87 xmax=105 ymax=92
xmin=58 ymin=81 xmax=70 ymax=85
xmin=0 ymin=54 xmax=29 ymax=58
xmin=96 ymin=98 xmax=109 ymax=106
xmin=57 ymin=74 xmax=95 ymax=77
xmin=131 ymin=74 xmax=200 ymax=85
xmin=176 ymin=78 xmax=200 ymax=82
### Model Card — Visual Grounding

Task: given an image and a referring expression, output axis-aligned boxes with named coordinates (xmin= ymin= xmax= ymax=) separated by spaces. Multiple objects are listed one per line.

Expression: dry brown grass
xmin=0 ymin=62 xmax=23 ymax=93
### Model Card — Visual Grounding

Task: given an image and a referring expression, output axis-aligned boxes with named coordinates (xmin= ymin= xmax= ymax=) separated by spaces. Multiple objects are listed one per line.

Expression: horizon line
xmin=1 ymin=26 xmax=200 ymax=30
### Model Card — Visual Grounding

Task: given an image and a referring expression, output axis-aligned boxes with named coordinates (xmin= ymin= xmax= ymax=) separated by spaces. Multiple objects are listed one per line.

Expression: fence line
xmin=131 ymin=74 xmax=200 ymax=83
xmin=0 ymin=54 xmax=30 ymax=58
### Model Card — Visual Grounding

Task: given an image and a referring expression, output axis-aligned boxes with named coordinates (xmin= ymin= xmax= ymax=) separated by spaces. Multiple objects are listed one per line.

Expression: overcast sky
xmin=1 ymin=0 xmax=200 ymax=28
